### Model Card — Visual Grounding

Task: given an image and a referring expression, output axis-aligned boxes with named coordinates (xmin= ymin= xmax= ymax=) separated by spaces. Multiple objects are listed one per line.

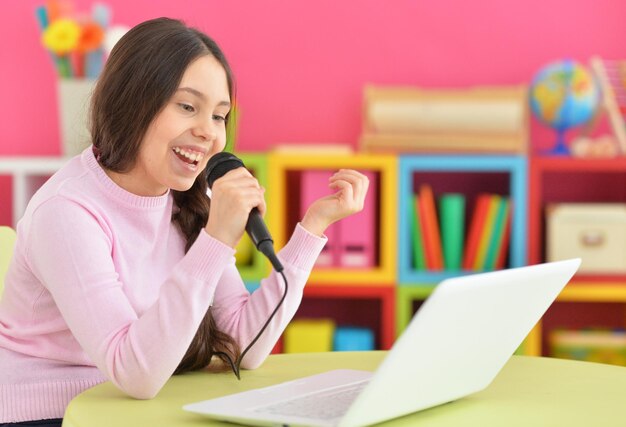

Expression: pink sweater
xmin=0 ymin=148 xmax=326 ymax=422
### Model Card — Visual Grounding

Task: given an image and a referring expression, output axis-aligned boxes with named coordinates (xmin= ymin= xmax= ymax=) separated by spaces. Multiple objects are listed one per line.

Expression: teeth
xmin=173 ymin=147 xmax=204 ymax=162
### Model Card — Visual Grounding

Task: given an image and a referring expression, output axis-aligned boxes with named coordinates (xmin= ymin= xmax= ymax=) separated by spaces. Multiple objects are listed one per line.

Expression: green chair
xmin=0 ymin=226 xmax=17 ymax=296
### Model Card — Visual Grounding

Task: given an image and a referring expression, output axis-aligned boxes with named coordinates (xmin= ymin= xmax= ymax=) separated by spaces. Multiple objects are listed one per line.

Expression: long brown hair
xmin=90 ymin=17 xmax=240 ymax=374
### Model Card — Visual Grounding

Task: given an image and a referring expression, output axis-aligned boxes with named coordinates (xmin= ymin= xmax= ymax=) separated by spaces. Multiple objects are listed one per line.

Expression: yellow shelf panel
xmin=305 ymin=270 xmax=396 ymax=285
xmin=519 ymin=323 xmax=542 ymax=356
xmin=268 ymin=152 xmax=396 ymax=169
xmin=268 ymin=152 xmax=398 ymax=285
xmin=557 ymin=284 xmax=626 ymax=302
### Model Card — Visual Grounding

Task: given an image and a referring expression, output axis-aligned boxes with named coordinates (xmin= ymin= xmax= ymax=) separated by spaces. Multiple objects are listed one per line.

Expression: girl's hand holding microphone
xmin=205 ymin=168 xmax=266 ymax=249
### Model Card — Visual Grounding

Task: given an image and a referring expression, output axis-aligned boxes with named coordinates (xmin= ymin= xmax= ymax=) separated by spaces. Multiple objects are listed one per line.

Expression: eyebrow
xmin=177 ymin=87 xmax=231 ymax=108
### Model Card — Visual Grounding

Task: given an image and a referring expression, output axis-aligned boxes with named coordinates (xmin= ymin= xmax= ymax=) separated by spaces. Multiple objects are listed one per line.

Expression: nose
xmin=191 ymin=116 xmax=217 ymax=142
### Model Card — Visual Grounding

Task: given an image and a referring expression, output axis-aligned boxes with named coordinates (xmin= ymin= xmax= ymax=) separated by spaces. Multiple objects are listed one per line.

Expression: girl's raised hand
xmin=300 ymin=169 xmax=370 ymax=237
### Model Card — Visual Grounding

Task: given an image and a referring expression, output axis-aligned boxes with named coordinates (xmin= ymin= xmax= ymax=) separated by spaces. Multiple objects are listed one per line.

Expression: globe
xmin=529 ymin=60 xmax=600 ymax=155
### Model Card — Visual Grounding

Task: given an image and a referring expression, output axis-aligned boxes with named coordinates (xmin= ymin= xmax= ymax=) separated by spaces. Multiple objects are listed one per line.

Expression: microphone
xmin=205 ymin=152 xmax=289 ymax=380
xmin=205 ymin=152 xmax=284 ymax=272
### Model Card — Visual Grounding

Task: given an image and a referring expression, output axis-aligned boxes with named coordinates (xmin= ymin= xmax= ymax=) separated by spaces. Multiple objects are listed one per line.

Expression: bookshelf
xmin=298 ymin=285 xmax=396 ymax=350
xmin=262 ymin=152 xmax=397 ymax=351
xmin=395 ymin=154 xmax=535 ymax=355
xmin=0 ymin=157 xmax=69 ymax=226
xmin=243 ymin=285 xmax=396 ymax=350
xmin=6 ymin=151 xmax=626 ymax=359
xmin=529 ymin=156 xmax=626 ymax=357
xmin=397 ymin=154 xmax=528 ymax=284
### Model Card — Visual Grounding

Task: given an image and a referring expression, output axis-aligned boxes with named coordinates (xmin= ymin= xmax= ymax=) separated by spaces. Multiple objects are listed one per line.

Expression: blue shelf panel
xmin=399 ymin=154 xmax=526 ymax=172
xmin=398 ymin=154 xmax=528 ymax=285
xmin=245 ymin=281 xmax=260 ymax=293
xmin=398 ymin=269 xmax=488 ymax=286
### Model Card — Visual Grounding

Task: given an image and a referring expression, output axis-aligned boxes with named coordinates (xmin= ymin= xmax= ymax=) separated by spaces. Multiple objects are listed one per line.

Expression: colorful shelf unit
xmin=529 ymin=156 xmax=626 ymax=357
xmin=396 ymin=155 xmax=534 ymax=355
xmin=267 ymin=152 xmax=397 ymax=285
xmin=245 ymin=285 xmax=396 ymax=351
xmin=297 ymin=285 xmax=396 ymax=350
xmin=253 ymin=152 xmax=398 ymax=351
xmin=529 ymin=156 xmax=626 ymax=285
xmin=398 ymin=155 xmax=528 ymax=284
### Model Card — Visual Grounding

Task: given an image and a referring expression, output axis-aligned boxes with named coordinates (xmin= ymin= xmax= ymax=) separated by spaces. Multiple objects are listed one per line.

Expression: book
xmin=462 ymin=194 xmax=492 ymax=270
xmin=483 ymin=197 xmax=510 ymax=271
xmin=418 ymin=184 xmax=443 ymax=270
xmin=409 ymin=193 xmax=426 ymax=270
xmin=473 ymin=195 xmax=501 ymax=270
xmin=495 ymin=203 xmax=512 ymax=270
xmin=439 ymin=193 xmax=465 ymax=271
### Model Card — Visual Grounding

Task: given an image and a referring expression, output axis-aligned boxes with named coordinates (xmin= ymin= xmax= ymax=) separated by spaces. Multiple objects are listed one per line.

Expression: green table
xmin=63 ymin=352 xmax=626 ymax=426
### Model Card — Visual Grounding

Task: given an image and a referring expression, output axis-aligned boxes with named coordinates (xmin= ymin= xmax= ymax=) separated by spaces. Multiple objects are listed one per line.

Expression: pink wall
xmin=1 ymin=0 xmax=626 ymax=224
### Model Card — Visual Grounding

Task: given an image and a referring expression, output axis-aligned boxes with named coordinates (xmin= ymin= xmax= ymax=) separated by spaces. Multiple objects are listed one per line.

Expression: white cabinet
xmin=0 ymin=157 xmax=68 ymax=226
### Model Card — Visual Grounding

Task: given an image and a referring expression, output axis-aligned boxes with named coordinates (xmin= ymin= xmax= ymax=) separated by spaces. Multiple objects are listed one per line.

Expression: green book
xmin=410 ymin=193 xmax=426 ymax=270
xmin=484 ymin=197 xmax=509 ymax=271
xmin=439 ymin=193 xmax=465 ymax=271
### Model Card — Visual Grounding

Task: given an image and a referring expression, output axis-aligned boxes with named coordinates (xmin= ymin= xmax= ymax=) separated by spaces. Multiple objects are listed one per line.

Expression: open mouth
xmin=172 ymin=147 xmax=204 ymax=167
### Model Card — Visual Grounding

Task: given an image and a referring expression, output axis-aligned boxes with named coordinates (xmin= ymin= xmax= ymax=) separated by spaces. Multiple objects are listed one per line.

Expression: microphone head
xmin=205 ymin=152 xmax=245 ymax=189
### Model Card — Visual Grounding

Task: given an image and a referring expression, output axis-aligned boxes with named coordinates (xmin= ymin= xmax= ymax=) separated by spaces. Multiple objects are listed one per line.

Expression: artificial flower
xmin=77 ymin=21 xmax=105 ymax=53
xmin=42 ymin=18 xmax=80 ymax=55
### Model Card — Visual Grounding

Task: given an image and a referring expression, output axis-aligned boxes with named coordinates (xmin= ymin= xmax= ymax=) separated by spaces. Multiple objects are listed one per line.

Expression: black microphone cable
xmin=214 ymin=269 xmax=288 ymax=379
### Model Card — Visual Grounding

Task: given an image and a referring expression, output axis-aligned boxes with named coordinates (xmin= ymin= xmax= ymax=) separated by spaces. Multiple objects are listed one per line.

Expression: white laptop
xmin=184 ymin=259 xmax=580 ymax=427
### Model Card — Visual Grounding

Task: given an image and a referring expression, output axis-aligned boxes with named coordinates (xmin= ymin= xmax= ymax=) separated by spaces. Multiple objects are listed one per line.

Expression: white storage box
xmin=547 ymin=203 xmax=626 ymax=273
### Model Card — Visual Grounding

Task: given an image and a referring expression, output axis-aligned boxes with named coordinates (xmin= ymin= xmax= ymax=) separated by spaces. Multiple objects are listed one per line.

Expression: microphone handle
xmin=245 ymin=208 xmax=284 ymax=272
xmin=245 ymin=208 xmax=271 ymax=248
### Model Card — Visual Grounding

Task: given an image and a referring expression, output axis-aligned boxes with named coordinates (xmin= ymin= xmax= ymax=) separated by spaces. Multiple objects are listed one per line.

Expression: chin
xmin=170 ymin=179 xmax=198 ymax=192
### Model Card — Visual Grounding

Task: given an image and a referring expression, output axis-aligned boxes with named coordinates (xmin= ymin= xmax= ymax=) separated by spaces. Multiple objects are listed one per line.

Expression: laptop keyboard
xmin=253 ymin=380 xmax=369 ymax=420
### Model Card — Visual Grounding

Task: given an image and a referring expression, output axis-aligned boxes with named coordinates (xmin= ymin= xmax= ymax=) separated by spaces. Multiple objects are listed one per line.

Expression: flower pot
xmin=57 ymin=78 xmax=96 ymax=157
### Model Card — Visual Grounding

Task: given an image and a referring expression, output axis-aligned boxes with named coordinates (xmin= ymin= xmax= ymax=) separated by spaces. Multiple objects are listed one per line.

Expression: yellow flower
xmin=42 ymin=19 xmax=81 ymax=55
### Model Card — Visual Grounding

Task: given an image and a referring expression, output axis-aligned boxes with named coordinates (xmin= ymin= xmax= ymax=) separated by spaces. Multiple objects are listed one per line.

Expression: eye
xmin=213 ymin=115 xmax=227 ymax=122
xmin=178 ymin=103 xmax=195 ymax=113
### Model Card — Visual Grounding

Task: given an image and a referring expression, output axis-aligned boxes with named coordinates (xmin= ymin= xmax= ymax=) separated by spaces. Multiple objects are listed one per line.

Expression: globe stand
xmin=546 ymin=130 xmax=570 ymax=156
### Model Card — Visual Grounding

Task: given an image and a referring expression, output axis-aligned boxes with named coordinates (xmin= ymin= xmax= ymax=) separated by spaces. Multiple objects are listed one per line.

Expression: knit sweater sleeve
xmin=210 ymin=223 xmax=327 ymax=369
xmin=26 ymin=197 xmax=235 ymax=399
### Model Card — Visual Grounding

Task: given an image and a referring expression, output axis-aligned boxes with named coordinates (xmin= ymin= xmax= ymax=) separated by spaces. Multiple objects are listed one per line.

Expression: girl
xmin=0 ymin=17 xmax=369 ymax=426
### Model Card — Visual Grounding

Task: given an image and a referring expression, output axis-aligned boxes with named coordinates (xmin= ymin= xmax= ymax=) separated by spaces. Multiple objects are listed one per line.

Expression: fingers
xmin=214 ymin=168 xmax=261 ymax=190
xmin=329 ymin=169 xmax=370 ymax=212
xmin=210 ymin=167 xmax=266 ymax=220
xmin=205 ymin=168 xmax=266 ymax=247
xmin=213 ymin=168 xmax=263 ymax=199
